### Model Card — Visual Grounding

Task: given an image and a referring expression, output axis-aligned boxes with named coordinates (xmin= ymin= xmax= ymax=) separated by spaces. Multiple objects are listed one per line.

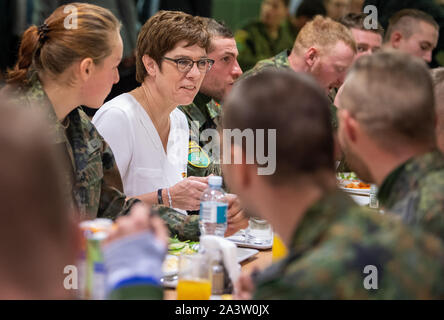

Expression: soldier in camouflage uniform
xmin=235 ymin=0 xmax=295 ymax=71
xmin=337 ymin=50 xmax=444 ymax=242
xmin=241 ymin=16 xmax=357 ymax=131
xmin=179 ymin=93 xmax=223 ymax=179
xmin=3 ymin=4 xmax=200 ymax=240
xmin=179 ymin=18 xmax=243 ymax=179
xmin=224 ymin=70 xmax=444 ymax=300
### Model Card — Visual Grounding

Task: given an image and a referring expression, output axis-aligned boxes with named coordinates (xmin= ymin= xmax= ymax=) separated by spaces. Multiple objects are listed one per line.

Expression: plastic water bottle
xmin=199 ymin=176 xmax=228 ymax=237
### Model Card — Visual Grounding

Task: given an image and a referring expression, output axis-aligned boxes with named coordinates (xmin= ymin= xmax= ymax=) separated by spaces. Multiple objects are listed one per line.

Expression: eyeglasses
xmin=163 ymin=57 xmax=215 ymax=74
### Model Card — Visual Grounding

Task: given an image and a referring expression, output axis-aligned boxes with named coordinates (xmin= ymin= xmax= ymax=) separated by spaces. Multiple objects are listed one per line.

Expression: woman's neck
xmin=139 ymin=81 xmax=176 ymax=129
xmin=40 ymin=75 xmax=80 ymax=121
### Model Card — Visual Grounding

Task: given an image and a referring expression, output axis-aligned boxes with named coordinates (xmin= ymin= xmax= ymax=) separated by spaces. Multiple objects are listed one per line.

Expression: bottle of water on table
xmin=199 ymin=176 xmax=228 ymax=237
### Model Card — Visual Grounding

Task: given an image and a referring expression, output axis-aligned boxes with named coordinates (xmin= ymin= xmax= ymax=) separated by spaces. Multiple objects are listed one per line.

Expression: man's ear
xmin=390 ymin=31 xmax=403 ymax=49
xmin=78 ymin=58 xmax=94 ymax=82
xmin=304 ymin=47 xmax=318 ymax=69
xmin=142 ymin=55 xmax=156 ymax=77
xmin=231 ymin=144 xmax=253 ymax=190
xmin=339 ymin=109 xmax=359 ymax=143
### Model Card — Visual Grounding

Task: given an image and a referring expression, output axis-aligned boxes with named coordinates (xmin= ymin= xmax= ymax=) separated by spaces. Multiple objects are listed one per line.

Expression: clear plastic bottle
xmin=199 ymin=176 xmax=228 ymax=237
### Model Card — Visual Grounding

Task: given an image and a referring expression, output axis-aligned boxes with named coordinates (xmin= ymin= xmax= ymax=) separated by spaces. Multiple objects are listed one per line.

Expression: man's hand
xmin=234 ymin=272 xmax=255 ymax=300
xmin=225 ymin=194 xmax=249 ymax=237
xmin=104 ymin=204 xmax=169 ymax=246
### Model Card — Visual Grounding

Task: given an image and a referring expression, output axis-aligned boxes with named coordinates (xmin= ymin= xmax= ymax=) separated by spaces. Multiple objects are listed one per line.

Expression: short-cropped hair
xmin=293 ymin=15 xmax=357 ymax=55
xmin=340 ymin=13 xmax=384 ymax=37
xmin=136 ymin=11 xmax=210 ymax=83
xmin=385 ymin=9 xmax=439 ymax=43
xmin=223 ymin=69 xmax=334 ymax=185
xmin=340 ymin=50 xmax=436 ymax=150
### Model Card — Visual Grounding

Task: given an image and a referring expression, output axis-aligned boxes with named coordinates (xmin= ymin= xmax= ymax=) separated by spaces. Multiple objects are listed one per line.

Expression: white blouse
xmin=92 ymin=93 xmax=189 ymax=213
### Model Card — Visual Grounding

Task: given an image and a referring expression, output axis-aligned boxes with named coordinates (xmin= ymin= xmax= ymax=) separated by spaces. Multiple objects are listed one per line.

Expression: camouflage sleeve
xmin=98 ymin=139 xmax=138 ymax=220
xmin=155 ymin=206 xmax=200 ymax=242
xmin=235 ymin=28 xmax=267 ymax=72
xmin=417 ymin=173 xmax=444 ymax=240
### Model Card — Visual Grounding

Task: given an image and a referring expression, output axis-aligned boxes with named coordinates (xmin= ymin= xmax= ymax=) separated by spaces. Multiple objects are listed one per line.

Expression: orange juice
xmin=272 ymin=234 xmax=288 ymax=262
xmin=177 ymin=279 xmax=212 ymax=300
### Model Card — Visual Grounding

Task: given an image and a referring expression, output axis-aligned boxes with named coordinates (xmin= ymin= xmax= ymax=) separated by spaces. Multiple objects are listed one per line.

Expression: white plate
xmin=226 ymin=231 xmax=273 ymax=250
xmin=237 ymin=247 xmax=259 ymax=263
xmin=162 ymin=255 xmax=179 ymax=278
xmin=339 ymin=186 xmax=370 ymax=196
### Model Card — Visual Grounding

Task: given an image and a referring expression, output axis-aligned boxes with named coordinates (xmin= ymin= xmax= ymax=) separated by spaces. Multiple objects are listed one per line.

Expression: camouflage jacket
xmin=179 ymin=93 xmax=222 ymax=178
xmin=11 ymin=75 xmax=137 ymax=220
xmin=254 ymin=189 xmax=444 ymax=299
xmin=12 ymin=75 xmax=201 ymax=241
xmin=377 ymin=150 xmax=444 ymax=242
xmin=241 ymin=49 xmax=291 ymax=80
xmin=235 ymin=20 xmax=295 ymax=71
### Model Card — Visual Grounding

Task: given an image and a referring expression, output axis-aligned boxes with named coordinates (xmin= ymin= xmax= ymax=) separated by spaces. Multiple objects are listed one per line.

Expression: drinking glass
xmin=176 ymin=253 xmax=212 ymax=300
xmin=245 ymin=218 xmax=273 ymax=246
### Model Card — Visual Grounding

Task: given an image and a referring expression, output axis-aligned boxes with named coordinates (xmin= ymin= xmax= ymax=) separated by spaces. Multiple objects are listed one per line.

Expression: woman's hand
xmin=169 ymin=176 xmax=209 ymax=211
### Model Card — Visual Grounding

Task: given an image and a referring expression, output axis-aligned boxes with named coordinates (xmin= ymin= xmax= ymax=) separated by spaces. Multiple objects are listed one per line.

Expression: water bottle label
xmin=200 ymin=202 xmax=227 ymax=224
xmin=217 ymin=204 xmax=228 ymax=224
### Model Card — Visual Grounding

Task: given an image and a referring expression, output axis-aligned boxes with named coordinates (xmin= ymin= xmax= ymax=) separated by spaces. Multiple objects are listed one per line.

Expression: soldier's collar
xmin=289 ymin=189 xmax=354 ymax=254
xmin=26 ymin=73 xmax=68 ymax=145
xmin=378 ymin=150 xmax=444 ymax=206
xmin=194 ymin=92 xmax=212 ymax=107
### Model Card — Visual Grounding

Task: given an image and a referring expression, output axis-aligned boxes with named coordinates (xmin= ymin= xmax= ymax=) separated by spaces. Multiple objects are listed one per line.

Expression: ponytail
xmin=6 ymin=3 xmax=121 ymax=88
xmin=6 ymin=26 xmax=40 ymax=87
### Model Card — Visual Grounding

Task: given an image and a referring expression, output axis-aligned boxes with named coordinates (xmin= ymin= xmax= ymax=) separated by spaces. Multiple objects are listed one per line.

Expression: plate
xmin=162 ymin=255 xmax=179 ymax=278
xmin=237 ymin=247 xmax=259 ymax=263
xmin=339 ymin=186 xmax=370 ymax=196
xmin=226 ymin=231 xmax=273 ymax=250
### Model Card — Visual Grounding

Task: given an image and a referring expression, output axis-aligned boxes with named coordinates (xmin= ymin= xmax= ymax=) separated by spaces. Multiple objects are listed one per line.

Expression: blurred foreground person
xmin=337 ymin=50 xmax=444 ymax=242
xmin=0 ymin=105 xmax=76 ymax=299
xmin=431 ymin=67 xmax=444 ymax=153
xmin=383 ymin=9 xmax=439 ymax=63
xmin=0 ymin=103 xmax=168 ymax=300
xmin=223 ymin=69 xmax=444 ymax=299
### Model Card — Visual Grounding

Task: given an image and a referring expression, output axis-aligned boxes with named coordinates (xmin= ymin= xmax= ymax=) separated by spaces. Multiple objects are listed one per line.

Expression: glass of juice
xmin=177 ymin=254 xmax=212 ymax=300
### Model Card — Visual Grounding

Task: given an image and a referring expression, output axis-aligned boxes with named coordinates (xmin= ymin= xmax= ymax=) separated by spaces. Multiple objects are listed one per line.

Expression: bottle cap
xmin=209 ymin=176 xmax=223 ymax=187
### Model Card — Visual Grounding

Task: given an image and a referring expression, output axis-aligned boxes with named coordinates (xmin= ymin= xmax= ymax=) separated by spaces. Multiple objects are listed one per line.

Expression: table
xmin=164 ymin=249 xmax=273 ymax=300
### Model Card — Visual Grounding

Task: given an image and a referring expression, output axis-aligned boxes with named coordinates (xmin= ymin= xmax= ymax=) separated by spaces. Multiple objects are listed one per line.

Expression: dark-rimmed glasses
xmin=163 ymin=57 xmax=215 ymax=74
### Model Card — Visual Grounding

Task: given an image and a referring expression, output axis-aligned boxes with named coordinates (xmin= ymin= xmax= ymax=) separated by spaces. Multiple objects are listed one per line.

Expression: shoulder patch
xmin=188 ymin=141 xmax=210 ymax=168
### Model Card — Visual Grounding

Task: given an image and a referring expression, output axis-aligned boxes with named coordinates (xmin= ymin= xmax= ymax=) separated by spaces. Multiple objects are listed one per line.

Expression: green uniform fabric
xmin=8 ymin=74 xmax=201 ymax=241
xmin=235 ymin=19 xmax=295 ymax=72
xmin=109 ymin=284 xmax=163 ymax=300
xmin=254 ymin=189 xmax=444 ymax=299
xmin=377 ymin=150 xmax=444 ymax=242
xmin=241 ymin=49 xmax=291 ymax=79
xmin=11 ymin=73 xmax=136 ymax=220
xmin=155 ymin=205 xmax=200 ymax=242
xmin=179 ymin=93 xmax=222 ymax=179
